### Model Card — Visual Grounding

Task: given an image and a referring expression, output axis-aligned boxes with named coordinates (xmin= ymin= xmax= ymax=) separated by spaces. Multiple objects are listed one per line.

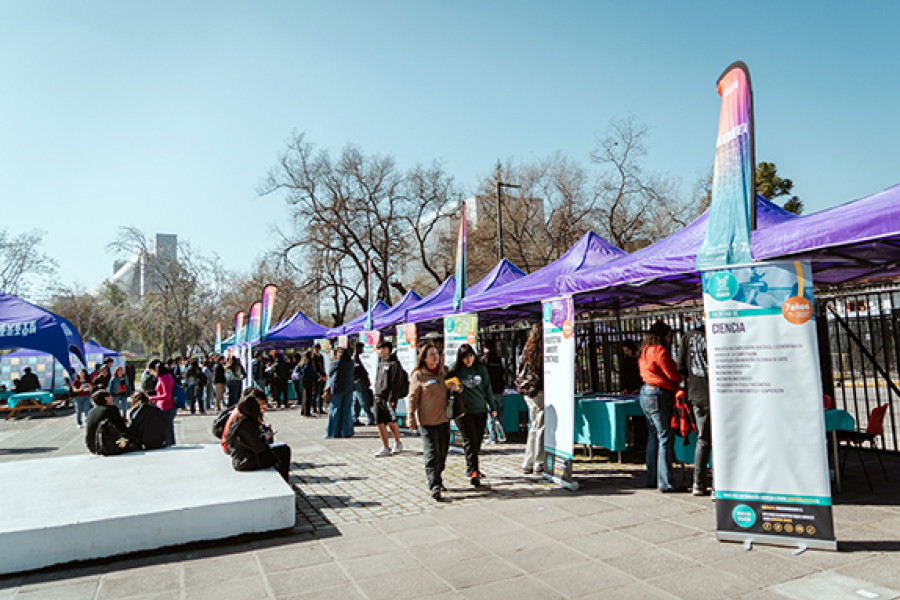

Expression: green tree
xmin=756 ymin=162 xmax=803 ymax=214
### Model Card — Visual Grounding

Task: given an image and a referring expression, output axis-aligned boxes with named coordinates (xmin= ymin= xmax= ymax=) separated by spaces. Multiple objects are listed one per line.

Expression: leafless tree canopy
xmin=0 ymin=229 xmax=57 ymax=298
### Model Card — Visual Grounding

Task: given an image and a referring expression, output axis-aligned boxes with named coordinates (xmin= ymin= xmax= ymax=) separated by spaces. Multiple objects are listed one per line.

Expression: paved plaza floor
xmin=1 ymin=404 xmax=899 ymax=599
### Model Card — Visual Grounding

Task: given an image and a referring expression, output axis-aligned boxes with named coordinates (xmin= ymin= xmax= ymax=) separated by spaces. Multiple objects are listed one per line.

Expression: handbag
xmin=449 ymin=390 xmax=468 ymax=420
xmin=321 ymin=387 xmax=332 ymax=402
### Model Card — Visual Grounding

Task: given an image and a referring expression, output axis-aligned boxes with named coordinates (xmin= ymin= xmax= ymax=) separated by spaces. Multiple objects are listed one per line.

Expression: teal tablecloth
xmin=574 ymin=395 xmax=643 ymax=452
xmin=7 ymin=391 xmax=54 ymax=409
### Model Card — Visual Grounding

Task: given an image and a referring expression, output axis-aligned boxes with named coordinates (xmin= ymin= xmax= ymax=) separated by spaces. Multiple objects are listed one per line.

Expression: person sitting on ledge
xmin=224 ymin=390 xmax=292 ymax=482
xmin=127 ymin=391 xmax=169 ymax=450
xmin=85 ymin=390 xmax=128 ymax=454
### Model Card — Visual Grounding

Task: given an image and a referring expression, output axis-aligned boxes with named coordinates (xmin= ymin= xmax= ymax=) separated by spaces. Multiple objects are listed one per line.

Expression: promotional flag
xmin=248 ymin=302 xmax=262 ymax=342
xmin=696 ymin=61 xmax=756 ymax=269
xmin=365 ymin=258 xmax=374 ymax=331
xmin=215 ymin=322 xmax=222 ymax=354
xmin=453 ymin=203 xmax=467 ymax=311
xmin=234 ymin=312 xmax=245 ymax=346
xmin=260 ymin=284 xmax=277 ymax=341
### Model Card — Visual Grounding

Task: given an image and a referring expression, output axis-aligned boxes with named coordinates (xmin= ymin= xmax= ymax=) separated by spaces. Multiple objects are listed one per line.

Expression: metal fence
xmin=480 ymin=282 xmax=900 ymax=453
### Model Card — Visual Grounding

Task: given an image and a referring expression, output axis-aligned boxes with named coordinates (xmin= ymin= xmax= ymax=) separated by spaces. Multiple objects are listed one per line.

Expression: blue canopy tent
xmin=0 ymin=291 xmax=85 ymax=377
xmin=325 ymin=300 xmax=390 ymax=338
xmin=255 ymin=310 xmax=328 ymax=350
xmin=371 ymin=290 xmax=422 ymax=332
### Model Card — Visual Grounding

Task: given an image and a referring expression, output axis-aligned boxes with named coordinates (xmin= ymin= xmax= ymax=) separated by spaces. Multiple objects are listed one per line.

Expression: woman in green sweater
xmin=450 ymin=344 xmax=496 ymax=487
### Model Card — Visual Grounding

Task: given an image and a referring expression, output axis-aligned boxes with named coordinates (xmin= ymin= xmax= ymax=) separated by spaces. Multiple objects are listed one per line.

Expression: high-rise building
xmin=107 ymin=233 xmax=178 ymax=301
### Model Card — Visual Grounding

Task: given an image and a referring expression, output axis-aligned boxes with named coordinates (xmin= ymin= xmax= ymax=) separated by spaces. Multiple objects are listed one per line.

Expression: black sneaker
xmin=431 ymin=487 xmax=442 ymax=501
xmin=470 ymin=472 xmax=481 ymax=487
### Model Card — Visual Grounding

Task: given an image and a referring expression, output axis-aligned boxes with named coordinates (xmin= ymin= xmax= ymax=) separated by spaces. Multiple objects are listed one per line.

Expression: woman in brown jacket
xmin=407 ymin=342 xmax=459 ymax=501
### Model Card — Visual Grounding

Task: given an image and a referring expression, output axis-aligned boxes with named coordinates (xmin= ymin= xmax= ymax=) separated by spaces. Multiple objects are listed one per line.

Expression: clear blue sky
xmin=2 ymin=1 xmax=898 ymax=292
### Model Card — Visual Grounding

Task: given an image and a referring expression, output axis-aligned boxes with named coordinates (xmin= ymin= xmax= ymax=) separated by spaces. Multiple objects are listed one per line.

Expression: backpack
xmin=395 ymin=366 xmax=409 ymax=399
xmin=671 ymin=390 xmax=696 ymax=443
xmin=211 ymin=408 xmax=232 ymax=439
xmin=514 ymin=361 xmax=540 ymax=397
xmin=172 ymin=383 xmax=187 ymax=409
xmin=95 ymin=419 xmax=136 ymax=456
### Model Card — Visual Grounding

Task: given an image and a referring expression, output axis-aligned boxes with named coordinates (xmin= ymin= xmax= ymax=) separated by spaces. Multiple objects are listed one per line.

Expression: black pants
xmin=421 ymin=422 xmax=450 ymax=492
xmin=692 ymin=404 xmax=712 ymax=488
xmin=259 ymin=444 xmax=292 ymax=481
xmin=292 ymin=381 xmax=302 ymax=406
xmin=271 ymin=381 xmax=288 ymax=408
xmin=314 ymin=380 xmax=325 ymax=413
xmin=456 ymin=412 xmax=488 ymax=477
xmin=302 ymin=383 xmax=317 ymax=416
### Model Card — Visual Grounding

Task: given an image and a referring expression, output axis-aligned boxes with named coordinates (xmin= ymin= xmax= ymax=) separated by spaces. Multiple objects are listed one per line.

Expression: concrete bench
xmin=0 ymin=444 xmax=296 ymax=575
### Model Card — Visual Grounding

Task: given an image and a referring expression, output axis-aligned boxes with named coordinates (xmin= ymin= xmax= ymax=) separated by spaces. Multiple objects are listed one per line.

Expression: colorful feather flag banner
xmin=453 ymin=203 xmax=467 ymax=311
xmin=260 ymin=284 xmax=277 ymax=341
xmin=365 ymin=258 xmax=374 ymax=331
xmin=248 ymin=302 xmax=262 ymax=342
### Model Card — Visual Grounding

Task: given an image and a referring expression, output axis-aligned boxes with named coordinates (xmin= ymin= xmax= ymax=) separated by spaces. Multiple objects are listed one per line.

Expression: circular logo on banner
xmin=782 ymin=296 xmax=813 ymax=324
xmin=562 ymin=320 xmax=574 ymax=339
xmin=466 ymin=330 xmax=476 ymax=345
xmin=732 ymin=504 xmax=756 ymax=529
xmin=446 ymin=317 xmax=455 ymax=332
xmin=707 ymin=272 xmax=739 ymax=301
xmin=543 ymin=303 xmax=553 ymax=323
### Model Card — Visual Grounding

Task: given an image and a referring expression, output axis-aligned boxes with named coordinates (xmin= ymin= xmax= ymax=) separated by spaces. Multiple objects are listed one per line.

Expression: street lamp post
xmin=496 ymin=181 xmax=521 ymax=261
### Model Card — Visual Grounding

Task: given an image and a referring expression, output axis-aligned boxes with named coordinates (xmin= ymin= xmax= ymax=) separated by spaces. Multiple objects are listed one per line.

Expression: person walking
xmin=677 ymin=318 xmax=711 ymax=496
xmin=268 ymin=353 xmax=291 ymax=409
xmin=516 ymin=324 xmax=545 ymax=474
xmin=148 ymin=360 xmax=177 ymax=446
xmin=72 ymin=369 xmax=92 ymax=429
xmin=312 ymin=344 xmax=327 ymax=414
xmin=185 ymin=359 xmax=205 ymax=415
xmin=300 ymin=350 xmax=319 ymax=417
xmin=407 ymin=342 xmax=456 ymax=501
xmin=372 ymin=341 xmax=407 ymax=457
xmin=352 ymin=342 xmax=376 ymax=426
xmin=108 ymin=365 xmax=133 ymax=420
xmin=482 ymin=342 xmax=506 ymax=444
xmin=325 ymin=347 xmax=355 ymax=438
xmin=213 ymin=355 xmax=227 ymax=411
xmin=638 ymin=320 xmax=683 ymax=493
xmin=449 ymin=344 xmax=496 ymax=487
xmin=289 ymin=354 xmax=303 ymax=408
xmin=225 ymin=356 xmax=244 ymax=408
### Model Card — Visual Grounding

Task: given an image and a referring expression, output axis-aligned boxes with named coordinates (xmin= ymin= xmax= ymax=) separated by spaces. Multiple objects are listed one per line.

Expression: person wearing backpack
xmin=372 ymin=340 xmax=407 ymax=457
xmin=449 ymin=344 xmax=496 ymax=487
xmin=677 ymin=318 xmax=711 ymax=496
xmin=516 ymin=324 xmax=545 ymax=475
xmin=85 ymin=389 xmax=129 ymax=454
xmin=127 ymin=391 xmax=169 ymax=450
xmin=108 ymin=366 xmax=133 ymax=420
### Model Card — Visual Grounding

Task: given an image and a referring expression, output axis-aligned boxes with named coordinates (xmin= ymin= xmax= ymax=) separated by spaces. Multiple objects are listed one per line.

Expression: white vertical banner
xmin=443 ymin=313 xmax=478 ymax=368
xmin=394 ymin=324 xmax=417 ymax=418
xmin=703 ymin=260 xmax=836 ymax=550
xmin=542 ymin=296 xmax=578 ymax=490
xmin=358 ymin=331 xmax=381 ymax=383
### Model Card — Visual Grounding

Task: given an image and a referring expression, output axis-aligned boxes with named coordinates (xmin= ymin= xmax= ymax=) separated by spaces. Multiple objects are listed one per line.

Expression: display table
xmin=2 ymin=391 xmax=55 ymax=420
xmin=574 ymin=394 xmax=642 ymax=461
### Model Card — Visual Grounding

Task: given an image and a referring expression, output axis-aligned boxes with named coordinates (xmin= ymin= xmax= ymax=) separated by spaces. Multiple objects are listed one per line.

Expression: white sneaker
xmin=392 ymin=441 xmax=404 ymax=454
xmin=374 ymin=447 xmax=392 ymax=458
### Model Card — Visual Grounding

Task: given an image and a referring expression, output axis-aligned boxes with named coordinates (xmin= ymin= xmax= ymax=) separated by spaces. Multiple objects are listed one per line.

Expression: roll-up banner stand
xmin=315 ymin=338 xmax=333 ymax=375
xmin=395 ymin=324 xmax=417 ymax=422
xmin=443 ymin=313 xmax=478 ymax=368
xmin=702 ymin=260 xmax=836 ymax=550
xmin=542 ymin=296 xmax=578 ymax=491
xmin=358 ymin=331 xmax=381 ymax=386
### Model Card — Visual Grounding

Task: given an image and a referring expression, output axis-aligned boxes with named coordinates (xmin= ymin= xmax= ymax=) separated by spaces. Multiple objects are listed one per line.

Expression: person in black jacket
xmin=482 ymin=343 xmax=506 ymax=444
xmin=267 ymin=353 xmax=291 ymax=409
xmin=225 ymin=392 xmax=291 ymax=481
xmin=677 ymin=320 xmax=711 ymax=496
xmin=85 ymin=390 xmax=128 ymax=454
xmin=127 ymin=391 xmax=169 ymax=450
xmin=372 ymin=341 xmax=407 ymax=457
xmin=14 ymin=367 xmax=41 ymax=393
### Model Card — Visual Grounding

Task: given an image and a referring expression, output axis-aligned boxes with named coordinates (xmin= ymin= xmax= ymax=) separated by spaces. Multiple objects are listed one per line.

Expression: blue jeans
xmin=325 ymin=391 xmax=354 ymax=438
xmin=226 ymin=381 xmax=242 ymax=407
xmin=353 ymin=381 xmax=375 ymax=424
xmin=639 ymin=385 xmax=675 ymax=490
xmin=73 ymin=396 xmax=91 ymax=426
xmin=187 ymin=384 xmax=205 ymax=414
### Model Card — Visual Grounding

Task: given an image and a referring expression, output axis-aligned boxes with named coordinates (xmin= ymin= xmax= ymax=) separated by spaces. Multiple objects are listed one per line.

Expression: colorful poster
xmin=542 ymin=296 xmax=577 ymax=489
xmin=248 ymin=302 xmax=262 ymax=342
xmin=703 ymin=260 xmax=835 ymax=550
xmin=315 ymin=338 xmax=333 ymax=375
xmin=696 ymin=62 xmax=755 ymax=269
xmin=358 ymin=330 xmax=381 ymax=386
xmin=395 ymin=324 xmax=418 ymax=375
xmin=337 ymin=335 xmax=349 ymax=349
xmin=260 ymin=285 xmax=277 ymax=341
xmin=443 ymin=313 xmax=477 ymax=368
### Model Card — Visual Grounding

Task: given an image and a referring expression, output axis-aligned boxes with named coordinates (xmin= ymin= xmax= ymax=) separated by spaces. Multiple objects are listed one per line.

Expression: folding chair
xmin=838 ymin=403 xmax=890 ymax=490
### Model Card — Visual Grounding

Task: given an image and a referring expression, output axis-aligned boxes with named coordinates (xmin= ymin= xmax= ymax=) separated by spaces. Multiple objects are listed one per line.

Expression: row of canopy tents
xmin=234 ymin=181 xmax=900 ymax=349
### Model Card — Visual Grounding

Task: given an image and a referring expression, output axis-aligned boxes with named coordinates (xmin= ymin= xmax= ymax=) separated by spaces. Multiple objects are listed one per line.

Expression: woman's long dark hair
xmin=452 ymin=343 xmax=478 ymax=372
xmin=415 ymin=342 xmax=441 ymax=373
xmin=236 ymin=394 xmax=262 ymax=425
xmin=521 ymin=323 xmax=542 ymax=370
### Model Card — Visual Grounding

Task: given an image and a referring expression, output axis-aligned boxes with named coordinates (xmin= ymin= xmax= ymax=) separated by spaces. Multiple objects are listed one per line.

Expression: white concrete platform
xmin=0 ymin=444 xmax=296 ymax=575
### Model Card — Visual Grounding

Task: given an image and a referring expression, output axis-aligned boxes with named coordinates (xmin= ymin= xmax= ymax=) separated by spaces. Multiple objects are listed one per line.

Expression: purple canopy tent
xmin=406 ymin=258 xmax=527 ymax=326
xmin=558 ymin=187 xmax=900 ymax=309
xmin=325 ymin=300 xmax=390 ymax=338
xmin=0 ymin=291 xmax=85 ymax=375
xmin=255 ymin=310 xmax=328 ymax=350
xmin=557 ymin=196 xmax=795 ymax=309
xmin=461 ymin=231 xmax=625 ymax=320
xmin=372 ymin=290 xmax=422 ymax=332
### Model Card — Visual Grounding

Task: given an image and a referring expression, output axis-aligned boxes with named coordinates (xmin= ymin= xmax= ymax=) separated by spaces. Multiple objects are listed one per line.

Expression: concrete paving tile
xmin=658 ymin=532 xmax=747 ymax=564
xmin=388 ymin=524 xmax=462 ymax=548
xmin=471 ymin=528 xmax=554 ymax=553
xmin=97 ymin=565 xmax=181 ymax=600
xmin=460 ymin=575 xmax=564 ymax=600
xmin=649 ymin=565 xmax=762 ymax=600
xmin=182 ymin=552 xmax=262 ymax=587
xmin=444 ymin=514 xmax=523 ymax=538
xmin=320 ymin=534 xmax=399 ymax=559
xmin=14 ymin=581 xmax=99 ymax=600
xmin=670 ymin=505 xmax=716 ymax=531
xmin=278 ymin=582 xmax=366 ymax=599
xmin=601 ymin=546 xmax=701 ymax=580
xmin=267 ymin=562 xmax=348 ymax=597
xmin=834 ymin=554 xmax=900 ymax=589
xmin=552 ymin=495 xmax=621 ymax=517
xmin=354 ymin=568 xmax=451 ymax=600
xmin=502 ymin=504 xmax=575 ymax=526
xmin=566 ymin=530 xmax=654 ymax=559
xmin=590 ymin=507 xmax=655 ymax=530
xmin=618 ymin=519 xmax=705 ymax=545
xmin=374 ymin=512 xmax=440 ymax=533
xmin=711 ymin=549 xmax=823 ymax=588
xmin=185 ymin=574 xmax=270 ymax=600
xmin=532 ymin=561 xmax=635 ymax=597
xmin=530 ymin=515 xmax=607 ymax=540
xmin=498 ymin=543 xmax=590 ymax=574
xmin=256 ymin=543 xmax=333 ymax=573
xmin=338 ymin=552 xmax=421 ymax=581
xmin=579 ymin=581 xmax=680 ymax=600
xmin=408 ymin=539 xmax=491 ymax=568
xmin=426 ymin=555 xmax=524 ymax=590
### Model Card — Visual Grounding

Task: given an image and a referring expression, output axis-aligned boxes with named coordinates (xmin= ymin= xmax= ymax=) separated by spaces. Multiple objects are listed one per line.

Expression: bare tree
xmin=0 ymin=229 xmax=57 ymax=298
